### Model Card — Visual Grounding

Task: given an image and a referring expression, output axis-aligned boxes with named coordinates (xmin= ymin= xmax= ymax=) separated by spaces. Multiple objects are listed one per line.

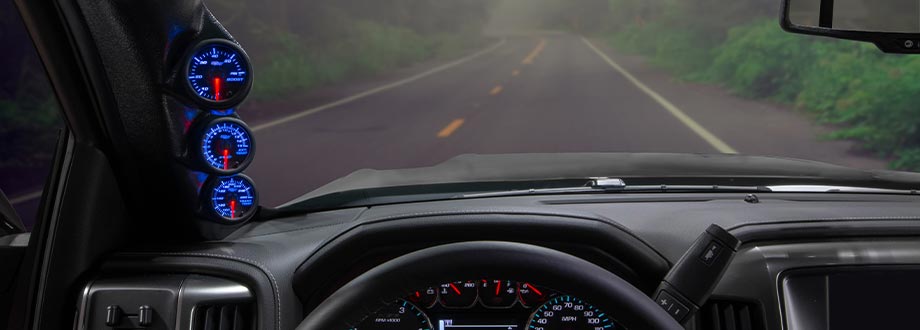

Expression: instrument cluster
xmin=351 ymin=280 xmax=621 ymax=330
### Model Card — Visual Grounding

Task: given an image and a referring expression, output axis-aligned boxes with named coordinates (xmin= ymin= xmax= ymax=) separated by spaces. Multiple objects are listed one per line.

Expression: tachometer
xmin=204 ymin=175 xmax=258 ymax=222
xmin=195 ymin=117 xmax=254 ymax=174
xmin=350 ymin=300 xmax=432 ymax=330
xmin=185 ymin=39 xmax=252 ymax=108
xmin=526 ymin=295 xmax=617 ymax=330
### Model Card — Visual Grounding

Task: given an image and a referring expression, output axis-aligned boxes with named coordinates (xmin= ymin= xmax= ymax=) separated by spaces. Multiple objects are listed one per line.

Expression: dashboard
xmin=72 ymin=191 xmax=920 ymax=330
xmin=353 ymin=280 xmax=620 ymax=330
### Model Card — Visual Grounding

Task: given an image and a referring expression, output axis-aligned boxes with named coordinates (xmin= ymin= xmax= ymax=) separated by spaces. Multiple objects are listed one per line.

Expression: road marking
xmin=512 ymin=69 xmax=521 ymax=76
xmin=522 ymin=39 xmax=547 ymax=65
xmin=10 ymin=190 xmax=42 ymax=205
xmin=437 ymin=119 xmax=466 ymax=138
xmin=580 ymin=37 xmax=738 ymax=154
xmin=250 ymin=39 xmax=508 ymax=132
xmin=490 ymin=85 xmax=504 ymax=95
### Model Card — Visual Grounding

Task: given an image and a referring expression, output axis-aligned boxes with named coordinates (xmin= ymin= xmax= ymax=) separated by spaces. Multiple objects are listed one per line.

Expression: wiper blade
xmin=456 ymin=178 xmax=770 ymax=198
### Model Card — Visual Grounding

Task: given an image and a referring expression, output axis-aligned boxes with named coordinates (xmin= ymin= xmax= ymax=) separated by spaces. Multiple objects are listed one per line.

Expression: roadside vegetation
xmin=208 ymin=0 xmax=492 ymax=101
xmin=602 ymin=0 xmax=920 ymax=171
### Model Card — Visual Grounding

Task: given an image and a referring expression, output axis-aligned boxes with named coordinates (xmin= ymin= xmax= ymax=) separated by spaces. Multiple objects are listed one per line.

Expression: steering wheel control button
xmin=699 ymin=241 xmax=723 ymax=265
xmin=655 ymin=224 xmax=741 ymax=322
xmin=655 ymin=291 xmax=690 ymax=320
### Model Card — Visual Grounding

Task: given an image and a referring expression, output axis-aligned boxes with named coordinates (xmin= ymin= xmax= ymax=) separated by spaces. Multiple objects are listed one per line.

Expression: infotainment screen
xmin=783 ymin=267 xmax=920 ymax=330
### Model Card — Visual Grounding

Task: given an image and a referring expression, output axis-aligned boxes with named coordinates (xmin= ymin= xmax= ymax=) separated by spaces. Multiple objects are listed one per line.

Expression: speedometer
xmin=350 ymin=300 xmax=432 ymax=330
xmin=526 ymin=295 xmax=617 ymax=330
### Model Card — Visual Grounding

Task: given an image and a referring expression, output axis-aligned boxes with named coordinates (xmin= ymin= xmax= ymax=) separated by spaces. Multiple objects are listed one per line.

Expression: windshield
xmin=199 ymin=0 xmax=908 ymax=206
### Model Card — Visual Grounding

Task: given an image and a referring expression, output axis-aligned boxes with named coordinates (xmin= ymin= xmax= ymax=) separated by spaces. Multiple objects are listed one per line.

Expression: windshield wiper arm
xmin=456 ymin=178 xmax=770 ymax=198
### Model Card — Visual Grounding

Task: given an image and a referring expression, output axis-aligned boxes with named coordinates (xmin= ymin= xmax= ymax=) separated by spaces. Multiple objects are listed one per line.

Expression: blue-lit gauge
xmin=185 ymin=39 xmax=252 ymax=108
xmin=196 ymin=117 xmax=254 ymax=174
xmin=205 ymin=175 xmax=258 ymax=223
xmin=526 ymin=295 xmax=618 ymax=330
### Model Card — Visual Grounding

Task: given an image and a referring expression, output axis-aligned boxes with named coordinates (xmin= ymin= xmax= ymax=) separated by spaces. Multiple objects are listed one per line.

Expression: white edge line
xmin=251 ymin=38 xmax=508 ymax=132
xmin=580 ymin=36 xmax=738 ymax=154
xmin=10 ymin=190 xmax=43 ymax=205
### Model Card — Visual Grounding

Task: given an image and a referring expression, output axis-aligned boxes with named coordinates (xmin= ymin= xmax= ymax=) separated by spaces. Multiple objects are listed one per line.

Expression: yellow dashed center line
xmin=512 ymin=69 xmax=521 ymax=76
xmin=522 ymin=39 xmax=547 ymax=65
xmin=437 ymin=119 xmax=466 ymax=138
xmin=490 ymin=85 xmax=504 ymax=95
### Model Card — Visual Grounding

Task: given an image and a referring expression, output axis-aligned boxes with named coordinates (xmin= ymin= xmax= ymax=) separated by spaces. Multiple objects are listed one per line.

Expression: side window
xmin=1 ymin=1 xmax=64 ymax=232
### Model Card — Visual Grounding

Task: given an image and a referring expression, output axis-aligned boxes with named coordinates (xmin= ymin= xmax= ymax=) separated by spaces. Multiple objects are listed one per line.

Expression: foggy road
xmin=239 ymin=33 xmax=887 ymax=206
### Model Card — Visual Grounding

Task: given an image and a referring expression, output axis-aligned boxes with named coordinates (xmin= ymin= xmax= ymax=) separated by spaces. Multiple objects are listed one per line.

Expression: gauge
xmin=478 ymin=279 xmax=517 ymax=308
xmin=204 ymin=175 xmax=258 ymax=222
xmin=438 ymin=281 xmax=478 ymax=308
xmin=195 ymin=117 xmax=254 ymax=174
xmin=406 ymin=287 xmax=438 ymax=309
xmin=351 ymin=300 xmax=432 ymax=330
xmin=185 ymin=39 xmax=252 ymax=108
xmin=518 ymin=282 xmax=549 ymax=308
xmin=526 ymin=295 xmax=617 ymax=330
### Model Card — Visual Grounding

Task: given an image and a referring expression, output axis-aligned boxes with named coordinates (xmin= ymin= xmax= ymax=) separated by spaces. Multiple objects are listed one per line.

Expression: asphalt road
xmin=244 ymin=33 xmax=887 ymax=207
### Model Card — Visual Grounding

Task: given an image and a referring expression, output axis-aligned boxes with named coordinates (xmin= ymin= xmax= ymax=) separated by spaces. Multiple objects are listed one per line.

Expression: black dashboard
xmin=72 ymin=191 xmax=920 ymax=330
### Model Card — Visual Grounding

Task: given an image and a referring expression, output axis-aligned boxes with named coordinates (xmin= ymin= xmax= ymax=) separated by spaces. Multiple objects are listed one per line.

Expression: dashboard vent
xmin=694 ymin=299 xmax=765 ymax=330
xmin=192 ymin=303 xmax=254 ymax=330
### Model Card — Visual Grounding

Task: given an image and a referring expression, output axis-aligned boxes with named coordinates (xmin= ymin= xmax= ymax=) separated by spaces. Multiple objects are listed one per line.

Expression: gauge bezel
xmin=200 ymin=174 xmax=259 ymax=224
xmin=182 ymin=38 xmax=253 ymax=109
xmin=189 ymin=115 xmax=256 ymax=175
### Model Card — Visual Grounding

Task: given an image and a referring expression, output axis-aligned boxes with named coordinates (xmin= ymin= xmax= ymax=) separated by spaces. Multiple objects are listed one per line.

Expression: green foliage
xmin=249 ymin=21 xmax=483 ymax=101
xmin=607 ymin=2 xmax=920 ymax=171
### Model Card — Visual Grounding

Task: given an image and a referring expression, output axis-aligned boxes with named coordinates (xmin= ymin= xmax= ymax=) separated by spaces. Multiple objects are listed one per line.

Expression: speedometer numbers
xmin=527 ymin=295 xmax=617 ymax=330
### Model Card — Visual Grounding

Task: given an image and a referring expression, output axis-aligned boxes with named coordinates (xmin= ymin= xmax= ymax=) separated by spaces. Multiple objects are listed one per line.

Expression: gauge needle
xmin=213 ymin=78 xmax=221 ymax=101
xmin=526 ymin=283 xmax=543 ymax=296
xmin=449 ymin=283 xmax=462 ymax=295
xmin=230 ymin=199 xmax=236 ymax=218
xmin=495 ymin=281 xmax=501 ymax=296
xmin=223 ymin=149 xmax=229 ymax=170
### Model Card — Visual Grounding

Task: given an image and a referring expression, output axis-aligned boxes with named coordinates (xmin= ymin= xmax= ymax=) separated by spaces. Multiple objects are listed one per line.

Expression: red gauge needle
xmin=415 ymin=291 xmax=421 ymax=298
xmin=495 ymin=281 xmax=501 ymax=296
xmin=223 ymin=149 xmax=229 ymax=170
xmin=230 ymin=199 xmax=236 ymax=218
xmin=213 ymin=78 xmax=221 ymax=101
xmin=526 ymin=283 xmax=543 ymax=296
xmin=449 ymin=283 xmax=462 ymax=295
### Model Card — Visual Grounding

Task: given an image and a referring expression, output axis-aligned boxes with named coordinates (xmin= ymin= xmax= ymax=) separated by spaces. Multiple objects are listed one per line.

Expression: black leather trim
xmin=297 ymin=241 xmax=682 ymax=329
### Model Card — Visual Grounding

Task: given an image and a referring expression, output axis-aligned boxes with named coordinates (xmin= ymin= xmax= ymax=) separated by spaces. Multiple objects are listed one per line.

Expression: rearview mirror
xmin=782 ymin=0 xmax=920 ymax=53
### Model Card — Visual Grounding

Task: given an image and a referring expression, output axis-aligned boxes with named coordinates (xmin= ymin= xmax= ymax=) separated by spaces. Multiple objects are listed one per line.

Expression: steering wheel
xmin=297 ymin=241 xmax=682 ymax=329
